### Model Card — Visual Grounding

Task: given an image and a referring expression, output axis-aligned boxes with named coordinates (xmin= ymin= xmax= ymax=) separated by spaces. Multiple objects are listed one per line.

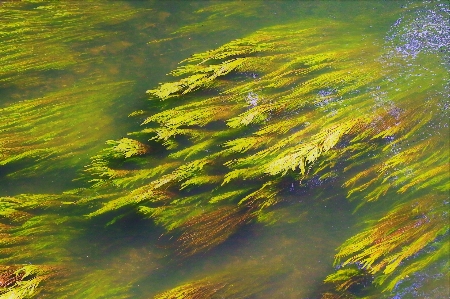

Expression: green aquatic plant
xmin=335 ymin=195 xmax=448 ymax=286
xmin=1 ymin=1 xmax=448 ymax=298
xmin=322 ymin=3 xmax=449 ymax=295
xmin=0 ymin=1 xmax=158 ymax=180
xmin=142 ymin=205 xmax=252 ymax=256
xmin=0 ymin=194 xmax=82 ymax=261
xmin=0 ymin=264 xmax=64 ymax=299
xmin=0 ymin=1 xmax=145 ymax=87
xmin=328 ymin=115 xmax=448 ymax=293
xmin=84 ymin=18 xmax=385 ymax=250
xmin=0 ymin=78 xmax=133 ymax=178
xmin=0 ymin=192 xmax=81 ymax=299
xmin=323 ymin=267 xmax=372 ymax=294
xmin=173 ymin=1 xmax=267 ymax=36
xmin=154 ymin=262 xmax=285 ymax=299
xmin=81 ymin=5 xmax=448 ymax=296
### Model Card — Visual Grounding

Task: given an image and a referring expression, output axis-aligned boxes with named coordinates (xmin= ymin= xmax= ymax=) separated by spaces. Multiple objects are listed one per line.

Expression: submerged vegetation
xmin=0 ymin=1 xmax=147 ymax=179
xmin=1 ymin=1 xmax=448 ymax=298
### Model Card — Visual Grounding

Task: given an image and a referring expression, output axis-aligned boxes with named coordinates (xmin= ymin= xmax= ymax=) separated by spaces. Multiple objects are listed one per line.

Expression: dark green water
xmin=0 ymin=1 xmax=448 ymax=298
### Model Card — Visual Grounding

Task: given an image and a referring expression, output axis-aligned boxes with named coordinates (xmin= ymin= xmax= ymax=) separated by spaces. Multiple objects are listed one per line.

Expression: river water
xmin=0 ymin=1 xmax=448 ymax=298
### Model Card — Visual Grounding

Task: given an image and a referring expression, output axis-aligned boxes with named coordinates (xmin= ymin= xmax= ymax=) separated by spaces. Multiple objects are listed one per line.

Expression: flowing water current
xmin=0 ymin=1 xmax=448 ymax=298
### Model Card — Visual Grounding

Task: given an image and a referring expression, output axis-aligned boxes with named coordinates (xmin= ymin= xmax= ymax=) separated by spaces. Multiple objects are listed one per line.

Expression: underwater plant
xmin=0 ymin=1 xmax=146 ymax=88
xmin=0 ymin=264 xmax=64 ymax=299
xmin=0 ymin=1 xmax=151 ymax=180
xmin=0 ymin=192 xmax=81 ymax=299
xmin=83 ymin=18 xmax=386 ymax=254
xmin=1 ymin=1 xmax=448 ymax=298
xmin=0 ymin=79 xmax=133 ymax=179
xmin=322 ymin=2 xmax=449 ymax=297
xmin=153 ymin=261 xmax=285 ymax=299
xmin=81 ymin=1 xmax=448 ymax=295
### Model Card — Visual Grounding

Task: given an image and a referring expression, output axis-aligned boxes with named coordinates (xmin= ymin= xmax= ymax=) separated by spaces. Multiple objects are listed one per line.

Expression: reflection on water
xmin=0 ymin=1 xmax=448 ymax=298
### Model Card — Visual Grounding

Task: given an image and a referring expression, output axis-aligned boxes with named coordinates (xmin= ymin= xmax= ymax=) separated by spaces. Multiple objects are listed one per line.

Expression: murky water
xmin=0 ymin=1 xmax=448 ymax=298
